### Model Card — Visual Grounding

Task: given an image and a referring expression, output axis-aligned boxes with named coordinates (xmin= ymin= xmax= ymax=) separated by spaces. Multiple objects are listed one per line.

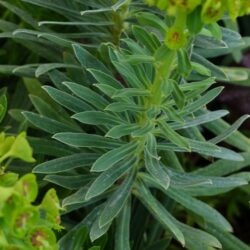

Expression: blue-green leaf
xmin=158 ymin=121 xmax=190 ymax=150
xmin=99 ymin=169 xmax=135 ymax=227
xmin=91 ymin=141 xmax=138 ymax=172
xmin=115 ymin=199 xmax=131 ymax=250
xmin=134 ymin=183 xmax=185 ymax=246
xmin=23 ymin=111 xmax=79 ymax=134
xmin=44 ymin=175 xmax=95 ymax=190
xmin=86 ymin=157 xmax=136 ymax=200
xmin=73 ymin=44 xmax=110 ymax=74
xmin=73 ymin=111 xmax=123 ymax=126
xmin=106 ymin=124 xmax=140 ymax=139
xmin=53 ymin=132 xmax=123 ymax=149
xmin=43 ymin=86 xmax=93 ymax=112
xmin=33 ymin=153 xmax=100 ymax=174
xmin=167 ymin=189 xmax=232 ymax=232
xmin=144 ymin=134 xmax=170 ymax=190
xmin=63 ymin=82 xmax=108 ymax=110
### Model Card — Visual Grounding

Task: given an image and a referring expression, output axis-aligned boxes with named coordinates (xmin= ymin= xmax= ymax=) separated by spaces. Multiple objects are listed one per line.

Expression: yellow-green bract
xmin=144 ymin=0 xmax=250 ymax=49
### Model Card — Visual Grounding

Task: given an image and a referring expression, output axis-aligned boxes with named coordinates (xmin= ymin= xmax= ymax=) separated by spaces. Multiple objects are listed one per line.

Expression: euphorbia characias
xmin=0 ymin=0 xmax=250 ymax=249
xmin=0 ymin=173 xmax=62 ymax=249
xmin=145 ymin=0 xmax=250 ymax=49
xmin=0 ymin=133 xmax=62 ymax=249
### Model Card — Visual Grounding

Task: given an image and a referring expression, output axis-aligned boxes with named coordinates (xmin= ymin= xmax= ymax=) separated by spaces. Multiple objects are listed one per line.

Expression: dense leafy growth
xmin=0 ymin=0 xmax=250 ymax=249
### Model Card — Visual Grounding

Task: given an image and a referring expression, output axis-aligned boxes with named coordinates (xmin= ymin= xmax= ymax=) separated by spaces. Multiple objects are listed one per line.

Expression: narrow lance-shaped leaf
xmin=132 ymin=25 xmax=159 ymax=53
xmin=29 ymin=95 xmax=63 ymax=121
xmin=99 ymin=169 xmax=136 ymax=228
xmin=177 ymin=49 xmax=192 ymax=77
xmin=166 ymin=168 xmax=247 ymax=196
xmin=144 ymin=133 xmax=170 ymax=190
xmin=23 ymin=111 xmax=79 ymax=134
xmin=136 ymin=12 xmax=167 ymax=34
xmin=72 ymin=111 xmax=123 ymax=126
xmin=86 ymin=157 xmax=136 ymax=200
xmin=141 ymin=171 xmax=232 ymax=232
xmin=43 ymin=86 xmax=93 ymax=112
xmin=134 ymin=182 xmax=185 ymax=246
xmin=204 ymin=117 xmax=250 ymax=151
xmin=158 ymin=120 xmax=190 ymax=150
xmin=170 ymin=110 xmax=229 ymax=130
xmin=180 ymin=77 xmax=215 ymax=91
xmin=168 ymin=80 xmax=185 ymax=110
xmin=45 ymin=175 xmax=95 ymax=190
xmin=38 ymin=33 xmax=77 ymax=48
xmin=90 ymin=217 xmax=111 ymax=242
xmin=62 ymin=186 xmax=114 ymax=209
xmin=106 ymin=124 xmax=140 ymax=139
xmin=87 ymin=68 xmax=122 ymax=89
xmin=190 ymin=62 xmax=211 ymax=76
xmin=105 ymin=102 xmax=145 ymax=113
xmin=209 ymin=114 xmax=250 ymax=144
xmin=33 ymin=153 xmax=100 ymax=174
xmin=63 ymin=82 xmax=108 ymax=110
xmin=59 ymin=206 xmax=102 ymax=249
xmin=53 ymin=132 xmax=123 ymax=149
xmin=139 ymin=172 xmax=212 ymax=191
xmin=182 ymin=87 xmax=224 ymax=114
xmin=35 ymin=63 xmax=81 ymax=77
xmin=204 ymin=223 xmax=250 ymax=250
xmin=193 ymin=152 xmax=250 ymax=177
xmin=158 ymin=139 xmax=243 ymax=161
xmin=194 ymin=34 xmax=227 ymax=49
xmin=112 ymin=88 xmax=151 ymax=98
xmin=28 ymin=137 xmax=77 ymax=157
xmin=180 ymin=176 xmax=247 ymax=196
xmin=115 ymin=198 xmax=131 ymax=250
xmin=109 ymin=49 xmax=145 ymax=88
xmin=191 ymin=52 xmax=228 ymax=80
xmin=177 ymin=222 xmax=222 ymax=250
xmin=91 ymin=141 xmax=138 ymax=172
xmin=167 ymin=189 xmax=232 ymax=232
xmin=72 ymin=44 xmax=110 ymax=74
xmin=94 ymin=84 xmax=118 ymax=97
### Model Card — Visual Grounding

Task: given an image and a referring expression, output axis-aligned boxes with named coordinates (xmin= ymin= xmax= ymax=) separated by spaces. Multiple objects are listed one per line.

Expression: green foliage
xmin=0 ymin=132 xmax=35 ymax=164
xmin=0 ymin=93 xmax=35 ymax=166
xmin=0 ymin=96 xmax=62 ymax=249
xmin=0 ymin=173 xmax=61 ymax=250
xmin=0 ymin=0 xmax=250 ymax=250
xmin=0 ymin=132 xmax=62 ymax=249
xmin=0 ymin=94 xmax=7 ymax=123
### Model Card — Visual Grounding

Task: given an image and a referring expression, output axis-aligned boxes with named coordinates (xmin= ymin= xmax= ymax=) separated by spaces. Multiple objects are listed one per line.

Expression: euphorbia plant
xmin=0 ymin=0 xmax=250 ymax=249
xmin=0 ymin=96 xmax=62 ymax=250
xmin=0 ymin=133 xmax=62 ymax=250
xmin=146 ymin=0 xmax=250 ymax=49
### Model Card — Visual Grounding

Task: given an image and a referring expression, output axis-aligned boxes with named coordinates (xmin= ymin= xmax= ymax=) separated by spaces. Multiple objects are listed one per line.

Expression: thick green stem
xmin=133 ymin=49 xmax=177 ymax=166
xmin=138 ymin=49 xmax=177 ymax=125
xmin=151 ymin=49 xmax=177 ymax=105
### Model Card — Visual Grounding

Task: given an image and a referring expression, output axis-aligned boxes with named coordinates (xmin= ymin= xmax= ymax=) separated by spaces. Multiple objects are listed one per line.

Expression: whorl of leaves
xmin=0 ymin=1 xmax=250 ymax=249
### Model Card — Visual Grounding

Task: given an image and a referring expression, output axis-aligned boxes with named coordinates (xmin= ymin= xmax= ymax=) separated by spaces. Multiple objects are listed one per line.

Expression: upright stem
xmin=151 ymin=49 xmax=177 ymax=105
xmin=111 ymin=0 xmax=130 ymax=45
xmin=138 ymin=49 xmax=177 ymax=125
